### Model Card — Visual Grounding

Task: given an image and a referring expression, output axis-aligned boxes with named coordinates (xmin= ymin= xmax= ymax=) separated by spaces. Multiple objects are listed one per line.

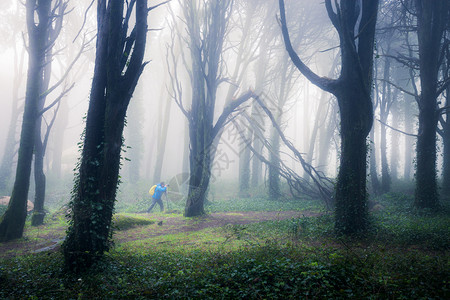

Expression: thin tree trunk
xmin=306 ymin=91 xmax=328 ymax=166
xmin=125 ymin=83 xmax=144 ymax=184
xmin=182 ymin=118 xmax=189 ymax=174
xmin=442 ymin=47 xmax=450 ymax=196
xmin=390 ymin=94 xmax=400 ymax=181
xmin=31 ymin=125 xmax=46 ymax=226
xmin=404 ymin=94 xmax=414 ymax=180
xmin=268 ymin=127 xmax=281 ymax=197
xmin=153 ymin=96 xmax=172 ymax=182
xmin=380 ymin=58 xmax=391 ymax=193
xmin=369 ymin=125 xmax=380 ymax=195
xmin=442 ymin=88 xmax=450 ymax=195
xmin=317 ymin=101 xmax=337 ymax=174
xmin=50 ymin=99 xmax=68 ymax=178
xmin=0 ymin=45 xmax=25 ymax=194
xmin=250 ymin=106 xmax=264 ymax=188
xmin=239 ymin=125 xmax=251 ymax=196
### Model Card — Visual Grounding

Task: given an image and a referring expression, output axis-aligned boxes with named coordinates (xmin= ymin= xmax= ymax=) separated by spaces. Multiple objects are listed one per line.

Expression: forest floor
xmin=0 ymin=210 xmax=322 ymax=258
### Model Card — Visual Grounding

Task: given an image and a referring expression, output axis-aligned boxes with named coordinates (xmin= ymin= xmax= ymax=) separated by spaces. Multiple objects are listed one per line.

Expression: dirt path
xmin=114 ymin=210 xmax=321 ymax=243
xmin=0 ymin=210 xmax=321 ymax=258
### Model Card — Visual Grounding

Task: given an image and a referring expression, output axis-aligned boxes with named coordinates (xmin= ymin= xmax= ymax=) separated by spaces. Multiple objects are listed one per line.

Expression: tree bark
xmin=0 ymin=0 xmax=51 ymax=242
xmin=369 ymin=125 xmax=380 ymax=195
xmin=180 ymin=1 xmax=255 ymax=217
xmin=280 ymin=0 xmax=379 ymax=234
xmin=414 ymin=0 xmax=448 ymax=209
xmin=31 ymin=115 xmax=47 ymax=226
xmin=442 ymin=46 xmax=450 ymax=196
xmin=63 ymin=0 xmax=149 ymax=271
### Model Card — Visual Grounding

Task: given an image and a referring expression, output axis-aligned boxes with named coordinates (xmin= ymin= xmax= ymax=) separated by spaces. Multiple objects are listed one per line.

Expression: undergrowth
xmin=0 ymin=191 xmax=449 ymax=299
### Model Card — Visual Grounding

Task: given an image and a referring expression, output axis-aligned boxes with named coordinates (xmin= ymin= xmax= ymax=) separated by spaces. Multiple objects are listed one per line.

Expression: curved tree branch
xmin=278 ymin=0 xmax=338 ymax=94
xmin=212 ymin=90 xmax=255 ymax=140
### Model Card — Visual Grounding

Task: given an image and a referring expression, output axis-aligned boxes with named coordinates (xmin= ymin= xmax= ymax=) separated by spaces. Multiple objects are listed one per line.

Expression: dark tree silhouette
xmin=63 ymin=0 xmax=152 ymax=271
xmin=175 ymin=0 xmax=256 ymax=217
xmin=0 ymin=0 xmax=63 ymax=242
xmin=414 ymin=0 xmax=449 ymax=209
xmin=441 ymin=40 xmax=450 ymax=196
xmin=31 ymin=0 xmax=76 ymax=226
xmin=279 ymin=0 xmax=379 ymax=234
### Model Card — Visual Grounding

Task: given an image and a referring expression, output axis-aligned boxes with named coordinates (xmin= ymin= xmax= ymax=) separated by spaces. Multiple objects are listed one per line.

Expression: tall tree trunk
xmin=403 ymin=94 xmax=414 ymax=180
xmin=0 ymin=0 xmax=50 ymax=242
xmin=250 ymin=106 xmax=264 ymax=188
xmin=238 ymin=126 xmax=251 ymax=196
xmin=50 ymin=99 xmax=69 ymax=178
xmin=63 ymin=0 xmax=149 ymax=271
xmin=153 ymin=96 xmax=172 ymax=182
xmin=442 ymin=88 xmax=450 ymax=196
xmin=369 ymin=125 xmax=380 ymax=195
xmin=31 ymin=33 xmax=54 ymax=226
xmin=31 ymin=123 xmax=46 ymax=226
xmin=307 ymin=89 xmax=330 ymax=167
xmin=185 ymin=122 xmax=212 ymax=216
xmin=268 ymin=127 xmax=281 ymax=198
xmin=124 ymin=83 xmax=144 ymax=184
xmin=317 ymin=101 xmax=337 ymax=174
xmin=334 ymin=82 xmax=373 ymax=233
xmin=280 ymin=0 xmax=379 ymax=234
xmin=250 ymin=32 xmax=270 ymax=189
xmin=303 ymin=83 xmax=310 ymax=166
xmin=268 ymin=55 xmax=293 ymax=198
xmin=379 ymin=58 xmax=391 ymax=193
xmin=0 ymin=46 xmax=25 ymax=194
xmin=182 ymin=118 xmax=190 ymax=174
xmin=389 ymin=94 xmax=400 ymax=181
xmin=414 ymin=0 xmax=447 ymax=209
xmin=442 ymin=46 xmax=450 ymax=196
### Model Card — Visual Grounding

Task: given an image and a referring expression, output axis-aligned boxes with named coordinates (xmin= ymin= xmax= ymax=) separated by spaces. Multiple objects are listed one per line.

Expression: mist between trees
xmin=0 ymin=0 xmax=448 ymax=270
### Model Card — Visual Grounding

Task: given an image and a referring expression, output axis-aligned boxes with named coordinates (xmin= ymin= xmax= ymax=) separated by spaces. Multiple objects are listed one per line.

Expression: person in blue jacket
xmin=147 ymin=182 xmax=168 ymax=213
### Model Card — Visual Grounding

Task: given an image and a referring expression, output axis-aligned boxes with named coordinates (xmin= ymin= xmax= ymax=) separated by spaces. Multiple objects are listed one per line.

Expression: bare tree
xmin=0 ymin=0 xmax=68 ymax=241
xmin=174 ymin=0 xmax=257 ymax=217
xmin=279 ymin=0 xmax=379 ymax=234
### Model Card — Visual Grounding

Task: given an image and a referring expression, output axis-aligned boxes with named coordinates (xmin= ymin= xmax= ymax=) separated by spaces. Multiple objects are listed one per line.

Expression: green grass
xmin=205 ymin=195 xmax=322 ymax=213
xmin=0 ymin=190 xmax=449 ymax=299
xmin=0 ymin=231 xmax=448 ymax=299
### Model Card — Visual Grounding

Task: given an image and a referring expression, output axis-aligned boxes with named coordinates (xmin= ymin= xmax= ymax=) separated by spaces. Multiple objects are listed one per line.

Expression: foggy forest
xmin=0 ymin=0 xmax=449 ymax=298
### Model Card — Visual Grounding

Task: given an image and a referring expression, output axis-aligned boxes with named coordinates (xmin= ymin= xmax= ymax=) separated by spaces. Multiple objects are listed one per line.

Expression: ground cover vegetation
xmin=0 ymin=188 xmax=448 ymax=299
